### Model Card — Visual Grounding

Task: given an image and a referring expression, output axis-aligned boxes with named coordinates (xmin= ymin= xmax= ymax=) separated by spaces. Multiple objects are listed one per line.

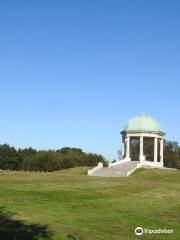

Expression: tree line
xmin=0 ymin=144 xmax=107 ymax=172
xmin=0 ymin=140 xmax=179 ymax=172
xmin=164 ymin=140 xmax=180 ymax=169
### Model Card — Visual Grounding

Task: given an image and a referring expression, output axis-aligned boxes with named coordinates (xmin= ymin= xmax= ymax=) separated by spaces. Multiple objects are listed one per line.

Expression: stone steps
xmin=90 ymin=161 xmax=139 ymax=177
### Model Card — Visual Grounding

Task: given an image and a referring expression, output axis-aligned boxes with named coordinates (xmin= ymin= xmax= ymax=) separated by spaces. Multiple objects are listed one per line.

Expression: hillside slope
xmin=0 ymin=167 xmax=179 ymax=240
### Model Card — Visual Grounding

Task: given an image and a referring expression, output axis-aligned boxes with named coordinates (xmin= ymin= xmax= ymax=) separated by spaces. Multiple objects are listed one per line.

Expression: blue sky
xmin=0 ymin=1 xmax=180 ymax=160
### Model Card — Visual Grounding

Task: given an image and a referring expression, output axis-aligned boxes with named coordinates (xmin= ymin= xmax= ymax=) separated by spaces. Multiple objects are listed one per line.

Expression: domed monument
xmin=88 ymin=113 xmax=165 ymax=177
xmin=121 ymin=113 xmax=165 ymax=167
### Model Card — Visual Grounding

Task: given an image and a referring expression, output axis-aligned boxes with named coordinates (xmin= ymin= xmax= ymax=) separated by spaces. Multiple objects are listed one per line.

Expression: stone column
xmin=139 ymin=136 xmax=144 ymax=162
xmin=126 ymin=136 xmax=130 ymax=160
xmin=160 ymin=138 xmax=164 ymax=166
xmin=121 ymin=136 xmax=125 ymax=157
xmin=122 ymin=143 xmax=125 ymax=157
xmin=154 ymin=137 xmax=158 ymax=164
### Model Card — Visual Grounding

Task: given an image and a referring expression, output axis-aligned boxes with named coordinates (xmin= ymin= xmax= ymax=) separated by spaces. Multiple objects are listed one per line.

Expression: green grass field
xmin=0 ymin=167 xmax=179 ymax=240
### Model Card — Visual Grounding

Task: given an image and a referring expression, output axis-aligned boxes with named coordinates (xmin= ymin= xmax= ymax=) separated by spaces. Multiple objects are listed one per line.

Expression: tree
xmin=0 ymin=144 xmax=22 ymax=170
xmin=164 ymin=140 xmax=180 ymax=169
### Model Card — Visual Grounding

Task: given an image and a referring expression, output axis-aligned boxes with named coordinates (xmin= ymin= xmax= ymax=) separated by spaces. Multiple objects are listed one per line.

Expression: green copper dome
xmin=122 ymin=113 xmax=165 ymax=135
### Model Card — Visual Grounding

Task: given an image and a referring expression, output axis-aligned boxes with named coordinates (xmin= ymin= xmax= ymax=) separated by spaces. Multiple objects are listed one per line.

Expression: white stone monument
xmin=120 ymin=113 xmax=165 ymax=168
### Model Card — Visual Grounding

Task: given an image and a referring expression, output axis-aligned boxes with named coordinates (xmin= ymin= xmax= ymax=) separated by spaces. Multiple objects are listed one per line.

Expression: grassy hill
xmin=0 ymin=167 xmax=179 ymax=240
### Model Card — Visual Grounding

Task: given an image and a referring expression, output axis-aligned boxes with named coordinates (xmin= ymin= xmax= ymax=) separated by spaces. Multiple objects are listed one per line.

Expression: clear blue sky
xmin=0 ymin=1 xmax=180 ymax=160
